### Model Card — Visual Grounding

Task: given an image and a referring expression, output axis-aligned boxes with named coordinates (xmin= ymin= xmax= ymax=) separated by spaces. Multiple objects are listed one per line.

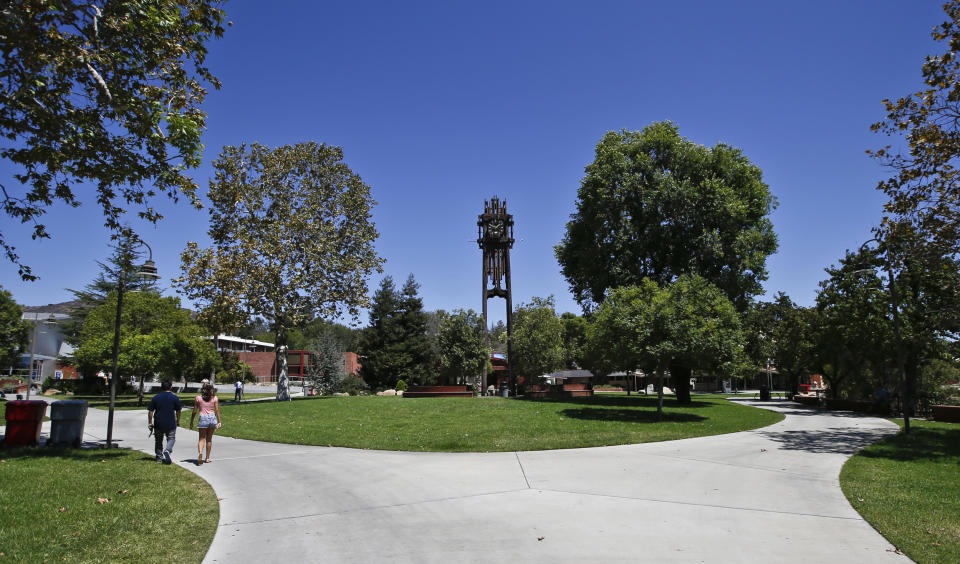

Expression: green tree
xmin=436 ymin=309 xmax=489 ymax=387
xmin=74 ymin=291 xmax=220 ymax=400
xmin=176 ymin=142 xmax=383 ymax=401
xmin=742 ymin=293 xmax=816 ymax=396
xmin=869 ymin=0 xmax=960 ymax=255
xmin=61 ymin=233 xmax=160 ymax=342
xmin=357 ymin=275 xmax=434 ymax=390
xmin=812 ymin=248 xmax=895 ymax=400
xmin=560 ymin=312 xmax=589 ymax=370
xmin=587 ymin=275 xmax=745 ymax=418
xmin=555 ymin=121 xmax=778 ymax=403
xmin=0 ymin=287 xmax=28 ymax=370
xmin=307 ymin=329 xmax=346 ymax=395
xmin=511 ymin=296 xmax=565 ymax=390
xmin=0 ymin=0 xmax=226 ymax=280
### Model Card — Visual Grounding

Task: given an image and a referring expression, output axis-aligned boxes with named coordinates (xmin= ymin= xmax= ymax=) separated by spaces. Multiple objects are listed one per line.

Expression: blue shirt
xmin=148 ymin=391 xmax=182 ymax=431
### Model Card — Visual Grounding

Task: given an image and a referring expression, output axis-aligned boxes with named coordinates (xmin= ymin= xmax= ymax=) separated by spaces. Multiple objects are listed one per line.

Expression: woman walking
xmin=190 ymin=382 xmax=222 ymax=465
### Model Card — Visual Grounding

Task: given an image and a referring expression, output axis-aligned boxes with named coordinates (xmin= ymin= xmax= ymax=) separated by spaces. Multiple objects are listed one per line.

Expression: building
xmin=211 ymin=335 xmax=361 ymax=384
xmin=15 ymin=312 xmax=75 ymax=386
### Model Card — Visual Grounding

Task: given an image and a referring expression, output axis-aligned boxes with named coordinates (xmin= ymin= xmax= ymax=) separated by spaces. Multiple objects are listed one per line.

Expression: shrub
xmin=340 ymin=374 xmax=368 ymax=396
xmin=395 ymin=379 xmax=408 ymax=392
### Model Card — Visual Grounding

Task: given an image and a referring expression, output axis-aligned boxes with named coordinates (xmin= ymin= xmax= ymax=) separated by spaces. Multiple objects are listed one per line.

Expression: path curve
xmin=76 ymin=399 xmax=911 ymax=563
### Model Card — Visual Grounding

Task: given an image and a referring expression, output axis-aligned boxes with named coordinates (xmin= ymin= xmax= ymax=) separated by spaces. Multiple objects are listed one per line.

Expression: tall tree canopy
xmin=556 ymin=121 xmax=777 ymax=402
xmin=0 ymin=0 xmax=226 ymax=280
xmin=869 ymin=0 xmax=960 ymax=254
xmin=556 ymin=121 xmax=778 ymax=313
xmin=177 ymin=142 xmax=384 ymax=401
xmin=358 ymin=275 xmax=434 ymax=390
xmin=0 ymin=286 xmax=28 ymax=370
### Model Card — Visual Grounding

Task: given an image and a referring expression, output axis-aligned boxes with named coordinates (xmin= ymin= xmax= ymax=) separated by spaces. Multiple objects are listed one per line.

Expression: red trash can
xmin=3 ymin=400 xmax=47 ymax=447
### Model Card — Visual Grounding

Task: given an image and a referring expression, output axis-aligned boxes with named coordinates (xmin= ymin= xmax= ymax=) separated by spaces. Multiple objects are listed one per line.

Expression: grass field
xmin=202 ymin=394 xmax=784 ymax=452
xmin=840 ymin=419 xmax=960 ymax=564
xmin=0 ymin=446 xmax=218 ymax=563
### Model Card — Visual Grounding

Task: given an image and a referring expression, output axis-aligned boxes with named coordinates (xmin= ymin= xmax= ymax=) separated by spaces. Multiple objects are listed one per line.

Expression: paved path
xmin=65 ymin=398 xmax=910 ymax=563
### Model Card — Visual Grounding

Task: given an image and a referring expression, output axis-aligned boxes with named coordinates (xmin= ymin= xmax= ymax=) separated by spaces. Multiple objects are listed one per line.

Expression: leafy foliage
xmin=74 ymin=291 xmax=220 ymax=383
xmin=307 ymin=329 xmax=346 ymax=395
xmin=0 ymin=286 xmax=28 ymax=370
xmin=61 ymin=233 xmax=159 ymax=342
xmin=813 ymin=243 xmax=960 ymax=403
xmin=869 ymin=0 xmax=960 ymax=256
xmin=560 ymin=312 xmax=589 ymax=370
xmin=511 ymin=296 xmax=565 ymax=388
xmin=0 ymin=0 xmax=226 ymax=280
xmin=176 ymin=142 xmax=383 ymax=401
xmin=556 ymin=121 xmax=778 ymax=313
xmin=587 ymin=275 xmax=746 ymax=417
xmin=358 ymin=275 xmax=434 ymax=390
xmin=742 ymin=292 xmax=817 ymax=394
xmin=436 ymin=309 xmax=489 ymax=386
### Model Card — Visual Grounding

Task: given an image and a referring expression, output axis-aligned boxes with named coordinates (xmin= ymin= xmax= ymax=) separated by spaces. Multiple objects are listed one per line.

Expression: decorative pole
xmin=478 ymin=197 xmax=515 ymax=395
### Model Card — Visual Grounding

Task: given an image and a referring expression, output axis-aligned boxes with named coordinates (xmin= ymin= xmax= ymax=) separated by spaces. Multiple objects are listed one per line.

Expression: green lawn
xmin=840 ymin=419 xmax=960 ymax=564
xmin=0 ymin=446 xmax=218 ymax=563
xmin=202 ymin=394 xmax=784 ymax=452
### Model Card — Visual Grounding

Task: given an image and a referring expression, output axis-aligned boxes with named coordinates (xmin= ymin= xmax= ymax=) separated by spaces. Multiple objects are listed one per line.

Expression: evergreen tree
xmin=307 ymin=329 xmax=346 ymax=395
xmin=358 ymin=274 xmax=434 ymax=390
xmin=63 ymin=234 xmax=160 ymax=342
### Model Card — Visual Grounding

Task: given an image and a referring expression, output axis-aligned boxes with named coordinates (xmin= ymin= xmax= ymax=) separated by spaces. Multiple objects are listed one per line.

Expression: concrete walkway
xmin=63 ymin=398 xmax=910 ymax=563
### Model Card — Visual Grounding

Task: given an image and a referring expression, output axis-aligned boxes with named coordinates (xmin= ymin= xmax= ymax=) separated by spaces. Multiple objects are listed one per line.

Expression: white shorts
xmin=198 ymin=413 xmax=218 ymax=428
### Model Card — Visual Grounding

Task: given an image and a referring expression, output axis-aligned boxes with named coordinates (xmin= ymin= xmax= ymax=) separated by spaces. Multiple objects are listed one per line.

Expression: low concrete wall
xmin=932 ymin=405 xmax=960 ymax=423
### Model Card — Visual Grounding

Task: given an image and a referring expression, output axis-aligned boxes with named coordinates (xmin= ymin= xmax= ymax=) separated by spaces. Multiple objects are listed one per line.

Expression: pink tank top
xmin=195 ymin=395 xmax=218 ymax=415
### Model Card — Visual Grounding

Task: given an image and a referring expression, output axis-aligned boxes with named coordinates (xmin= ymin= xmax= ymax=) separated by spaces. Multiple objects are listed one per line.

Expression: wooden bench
xmin=403 ymin=385 xmax=474 ymax=398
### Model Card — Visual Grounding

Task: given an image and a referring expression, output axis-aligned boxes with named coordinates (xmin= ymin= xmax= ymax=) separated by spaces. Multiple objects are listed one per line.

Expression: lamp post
xmin=104 ymin=241 xmax=160 ymax=449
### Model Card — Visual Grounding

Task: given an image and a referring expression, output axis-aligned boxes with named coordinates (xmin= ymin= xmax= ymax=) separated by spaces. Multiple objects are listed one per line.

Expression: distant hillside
xmin=21 ymin=301 xmax=81 ymax=314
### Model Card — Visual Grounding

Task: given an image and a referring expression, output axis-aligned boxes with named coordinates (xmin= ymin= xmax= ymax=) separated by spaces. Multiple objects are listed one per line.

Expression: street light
xmin=104 ymin=241 xmax=161 ymax=449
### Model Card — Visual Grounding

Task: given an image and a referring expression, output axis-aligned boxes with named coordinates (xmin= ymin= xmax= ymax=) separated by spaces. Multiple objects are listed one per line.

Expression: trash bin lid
xmin=51 ymin=400 xmax=89 ymax=406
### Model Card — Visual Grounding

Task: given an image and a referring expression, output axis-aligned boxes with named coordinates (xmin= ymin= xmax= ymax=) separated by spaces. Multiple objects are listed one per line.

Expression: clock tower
xmin=477 ymin=197 xmax=515 ymax=395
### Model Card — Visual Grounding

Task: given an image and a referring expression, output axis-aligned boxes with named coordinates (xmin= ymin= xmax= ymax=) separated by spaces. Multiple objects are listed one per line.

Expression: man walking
xmin=147 ymin=381 xmax=182 ymax=464
xmin=234 ymin=379 xmax=243 ymax=401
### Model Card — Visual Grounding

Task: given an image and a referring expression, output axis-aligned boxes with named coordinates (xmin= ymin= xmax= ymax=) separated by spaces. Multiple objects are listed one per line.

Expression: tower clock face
xmin=487 ymin=219 xmax=504 ymax=238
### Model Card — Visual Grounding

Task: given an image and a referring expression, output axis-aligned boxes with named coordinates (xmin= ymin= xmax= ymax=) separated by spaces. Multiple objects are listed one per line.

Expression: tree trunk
xmin=671 ymin=362 xmax=692 ymax=404
xmin=275 ymin=326 xmax=291 ymax=401
xmin=656 ymin=369 xmax=664 ymax=420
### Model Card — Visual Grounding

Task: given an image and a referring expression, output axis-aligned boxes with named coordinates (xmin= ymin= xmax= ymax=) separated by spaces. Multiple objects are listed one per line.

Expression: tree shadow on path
xmin=757 ymin=426 xmax=895 ymax=455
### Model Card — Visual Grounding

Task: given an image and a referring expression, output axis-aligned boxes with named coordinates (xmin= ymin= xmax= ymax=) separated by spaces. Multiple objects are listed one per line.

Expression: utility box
xmin=49 ymin=400 xmax=89 ymax=448
xmin=3 ymin=400 xmax=47 ymax=447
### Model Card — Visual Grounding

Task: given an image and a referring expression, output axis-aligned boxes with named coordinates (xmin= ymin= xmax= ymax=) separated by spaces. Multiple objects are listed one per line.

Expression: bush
xmin=340 ymin=374 xmax=368 ymax=396
xmin=395 ymin=379 xmax=408 ymax=392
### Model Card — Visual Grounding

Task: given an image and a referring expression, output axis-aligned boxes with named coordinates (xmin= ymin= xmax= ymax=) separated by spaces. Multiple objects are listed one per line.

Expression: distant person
xmin=234 ymin=379 xmax=243 ymax=401
xmin=147 ymin=380 xmax=182 ymax=465
xmin=190 ymin=382 xmax=222 ymax=465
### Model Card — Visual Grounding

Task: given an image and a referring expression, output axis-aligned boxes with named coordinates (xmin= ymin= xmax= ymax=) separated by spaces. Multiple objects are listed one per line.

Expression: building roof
xmin=212 ymin=334 xmax=275 ymax=349
xmin=21 ymin=312 xmax=70 ymax=322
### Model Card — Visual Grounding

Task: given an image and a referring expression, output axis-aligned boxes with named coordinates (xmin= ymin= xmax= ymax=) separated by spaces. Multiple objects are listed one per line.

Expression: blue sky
xmin=0 ymin=1 xmax=947 ymax=325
